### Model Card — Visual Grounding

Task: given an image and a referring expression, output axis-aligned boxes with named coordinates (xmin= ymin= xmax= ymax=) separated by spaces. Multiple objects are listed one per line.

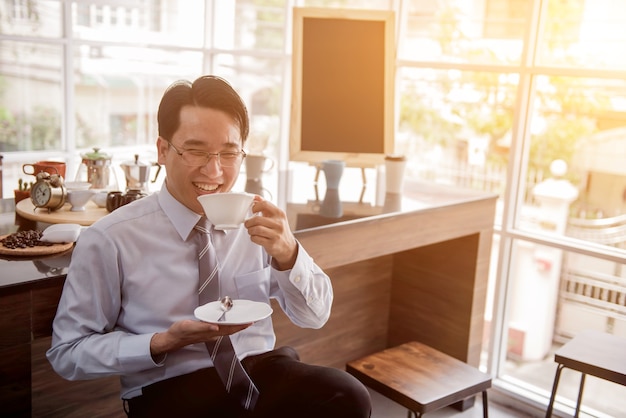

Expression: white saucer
xmin=214 ymin=224 xmax=240 ymax=231
xmin=194 ymin=299 xmax=273 ymax=325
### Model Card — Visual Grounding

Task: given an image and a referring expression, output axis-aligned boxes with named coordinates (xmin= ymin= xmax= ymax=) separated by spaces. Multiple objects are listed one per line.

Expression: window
xmin=1 ymin=1 xmax=625 ymax=415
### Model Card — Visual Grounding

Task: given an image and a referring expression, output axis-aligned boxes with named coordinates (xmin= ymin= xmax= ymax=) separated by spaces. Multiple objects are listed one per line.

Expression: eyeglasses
xmin=165 ymin=140 xmax=246 ymax=167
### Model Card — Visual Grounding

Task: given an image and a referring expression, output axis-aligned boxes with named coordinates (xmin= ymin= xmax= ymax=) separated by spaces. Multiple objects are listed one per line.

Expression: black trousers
xmin=124 ymin=346 xmax=371 ymax=418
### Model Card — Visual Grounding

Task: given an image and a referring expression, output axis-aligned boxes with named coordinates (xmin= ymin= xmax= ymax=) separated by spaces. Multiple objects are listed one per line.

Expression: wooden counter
xmin=0 ymin=181 xmax=497 ymax=416
xmin=279 ymin=183 xmax=496 ymax=370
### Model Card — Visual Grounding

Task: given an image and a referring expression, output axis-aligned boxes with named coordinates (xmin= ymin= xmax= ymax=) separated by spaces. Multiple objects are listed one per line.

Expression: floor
xmin=31 ymin=337 xmax=626 ymax=418
xmin=32 ymin=336 xmax=531 ymax=418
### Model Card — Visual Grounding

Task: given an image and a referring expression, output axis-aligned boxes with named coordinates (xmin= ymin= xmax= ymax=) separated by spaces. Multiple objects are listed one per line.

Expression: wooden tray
xmin=0 ymin=233 xmax=74 ymax=257
xmin=16 ymin=198 xmax=108 ymax=226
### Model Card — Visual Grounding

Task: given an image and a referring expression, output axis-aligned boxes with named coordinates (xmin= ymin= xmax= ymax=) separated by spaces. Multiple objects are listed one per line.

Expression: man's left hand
xmin=244 ymin=196 xmax=298 ymax=270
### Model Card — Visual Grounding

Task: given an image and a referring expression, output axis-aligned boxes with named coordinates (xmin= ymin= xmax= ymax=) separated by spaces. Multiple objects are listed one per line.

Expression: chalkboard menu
xmin=290 ymin=8 xmax=396 ymax=167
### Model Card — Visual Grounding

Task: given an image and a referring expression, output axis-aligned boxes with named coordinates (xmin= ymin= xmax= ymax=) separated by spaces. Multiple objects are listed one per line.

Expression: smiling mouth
xmin=194 ymin=183 xmax=219 ymax=192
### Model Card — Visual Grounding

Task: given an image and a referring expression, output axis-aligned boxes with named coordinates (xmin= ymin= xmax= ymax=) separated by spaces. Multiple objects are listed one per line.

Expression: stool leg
xmin=545 ymin=363 xmax=565 ymax=417
xmin=574 ymin=373 xmax=586 ymax=418
xmin=482 ymin=390 xmax=489 ymax=418
xmin=407 ymin=410 xmax=419 ymax=418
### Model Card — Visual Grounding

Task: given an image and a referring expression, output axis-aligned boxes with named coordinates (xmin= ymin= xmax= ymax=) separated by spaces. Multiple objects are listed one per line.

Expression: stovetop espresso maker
xmin=120 ymin=154 xmax=162 ymax=193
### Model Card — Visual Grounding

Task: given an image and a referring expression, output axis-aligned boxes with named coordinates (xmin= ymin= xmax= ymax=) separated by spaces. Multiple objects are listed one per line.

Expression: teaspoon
xmin=218 ymin=296 xmax=233 ymax=322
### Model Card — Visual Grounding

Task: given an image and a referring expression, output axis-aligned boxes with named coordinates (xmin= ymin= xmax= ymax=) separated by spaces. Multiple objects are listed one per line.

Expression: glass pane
xmin=213 ymin=53 xmax=285 ymax=199
xmin=400 ymin=0 xmax=529 ymax=64
xmin=302 ymin=0 xmax=390 ymax=10
xmin=502 ymin=240 xmax=626 ymax=417
xmin=537 ymin=0 xmax=626 ymax=71
xmin=397 ymin=67 xmax=515 ymax=225
xmin=0 ymin=0 xmax=61 ymax=37
xmin=0 ymin=41 xmax=63 ymax=152
xmin=212 ymin=0 xmax=287 ymax=52
xmin=519 ymin=75 xmax=626 ymax=251
xmin=73 ymin=45 xmax=203 ymax=149
xmin=71 ymin=0 xmax=205 ymax=48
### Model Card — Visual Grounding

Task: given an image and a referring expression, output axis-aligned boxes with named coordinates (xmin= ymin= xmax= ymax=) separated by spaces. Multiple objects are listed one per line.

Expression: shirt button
xmin=294 ymin=276 xmax=301 ymax=283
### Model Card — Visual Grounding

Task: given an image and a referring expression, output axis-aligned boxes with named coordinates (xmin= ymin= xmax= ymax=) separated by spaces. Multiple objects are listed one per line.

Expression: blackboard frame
xmin=290 ymin=8 xmax=396 ymax=167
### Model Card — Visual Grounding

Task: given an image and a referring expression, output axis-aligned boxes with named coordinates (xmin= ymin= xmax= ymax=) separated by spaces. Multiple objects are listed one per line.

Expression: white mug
xmin=245 ymin=179 xmax=273 ymax=200
xmin=245 ymin=154 xmax=274 ymax=180
xmin=384 ymin=155 xmax=407 ymax=194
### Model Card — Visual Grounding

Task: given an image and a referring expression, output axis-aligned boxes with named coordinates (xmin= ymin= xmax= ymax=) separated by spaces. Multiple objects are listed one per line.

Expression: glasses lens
xmin=219 ymin=152 xmax=242 ymax=167
xmin=183 ymin=150 xmax=210 ymax=166
xmin=180 ymin=151 xmax=243 ymax=167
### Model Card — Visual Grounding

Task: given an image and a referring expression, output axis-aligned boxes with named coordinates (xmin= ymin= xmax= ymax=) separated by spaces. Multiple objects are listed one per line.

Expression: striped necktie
xmin=194 ymin=218 xmax=260 ymax=411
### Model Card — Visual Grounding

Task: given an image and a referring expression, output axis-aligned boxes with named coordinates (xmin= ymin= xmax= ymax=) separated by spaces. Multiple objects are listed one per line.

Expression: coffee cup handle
xmin=261 ymin=188 xmax=272 ymax=200
xmin=22 ymin=164 xmax=35 ymax=176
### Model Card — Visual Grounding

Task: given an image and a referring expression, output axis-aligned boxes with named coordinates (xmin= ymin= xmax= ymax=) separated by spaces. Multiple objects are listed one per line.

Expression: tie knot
xmin=195 ymin=217 xmax=211 ymax=235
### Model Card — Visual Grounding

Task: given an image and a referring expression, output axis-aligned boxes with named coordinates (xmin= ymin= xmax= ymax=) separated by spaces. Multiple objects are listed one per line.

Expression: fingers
xmin=194 ymin=320 xmax=252 ymax=334
xmin=216 ymin=323 xmax=253 ymax=335
xmin=251 ymin=197 xmax=274 ymax=216
xmin=161 ymin=320 xmax=253 ymax=354
xmin=244 ymin=199 xmax=297 ymax=268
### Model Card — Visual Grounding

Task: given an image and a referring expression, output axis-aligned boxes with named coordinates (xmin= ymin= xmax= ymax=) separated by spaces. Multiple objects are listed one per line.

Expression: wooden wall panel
xmin=1 ymin=289 xmax=32 ymax=416
xmin=1 ymin=344 xmax=31 ymax=417
xmin=388 ymin=234 xmax=481 ymax=363
xmin=32 ymin=277 xmax=65 ymax=339
xmin=0 ymin=289 xmax=30 ymax=348
xmin=273 ymin=256 xmax=392 ymax=368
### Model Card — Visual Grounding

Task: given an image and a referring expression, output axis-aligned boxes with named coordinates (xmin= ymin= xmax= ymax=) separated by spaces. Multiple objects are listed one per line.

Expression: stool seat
xmin=545 ymin=330 xmax=626 ymax=417
xmin=346 ymin=341 xmax=491 ymax=417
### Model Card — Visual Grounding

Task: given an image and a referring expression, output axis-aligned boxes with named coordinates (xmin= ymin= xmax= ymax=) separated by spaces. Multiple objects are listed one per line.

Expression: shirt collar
xmin=157 ymin=182 xmax=202 ymax=242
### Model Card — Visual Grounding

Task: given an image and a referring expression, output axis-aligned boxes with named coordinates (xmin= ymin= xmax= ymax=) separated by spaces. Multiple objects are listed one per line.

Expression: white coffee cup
xmin=67 ymin=189 xmax=96 ymax=212
xmin=197 ymin=192 xmax=255 ymax=230
xmin=245 ymin=154 xmax=274 ymax=180
xmin=384 ymin=155 xmax=407 ymax=194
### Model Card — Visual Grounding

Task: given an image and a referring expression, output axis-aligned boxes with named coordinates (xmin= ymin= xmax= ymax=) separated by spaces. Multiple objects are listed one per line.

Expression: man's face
xmin=157 ymin=105 xmax=244 ymax=214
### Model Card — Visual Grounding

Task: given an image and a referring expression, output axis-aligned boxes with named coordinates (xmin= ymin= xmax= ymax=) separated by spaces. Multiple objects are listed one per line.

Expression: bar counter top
xmin=0 ymin=179 xmax=495 ymax=289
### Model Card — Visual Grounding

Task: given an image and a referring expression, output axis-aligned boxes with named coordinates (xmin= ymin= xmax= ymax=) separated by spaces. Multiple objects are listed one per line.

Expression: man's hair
xmin=157 ymin=75 xmax=249 ymax=144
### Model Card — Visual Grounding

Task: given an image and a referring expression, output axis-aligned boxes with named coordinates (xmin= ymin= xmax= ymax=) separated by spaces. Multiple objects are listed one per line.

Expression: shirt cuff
xmin=118 ymin=333 xmax=166 ymax=371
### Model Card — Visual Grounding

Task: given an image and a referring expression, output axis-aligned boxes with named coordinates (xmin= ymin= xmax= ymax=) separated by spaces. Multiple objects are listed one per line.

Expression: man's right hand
xmin=150 ymin=319 xmax=252 ymax=360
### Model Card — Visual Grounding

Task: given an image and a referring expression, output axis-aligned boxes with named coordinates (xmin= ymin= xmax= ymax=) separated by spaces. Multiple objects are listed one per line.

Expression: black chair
xmin=545 ymin=330 xmax=626 ymax=417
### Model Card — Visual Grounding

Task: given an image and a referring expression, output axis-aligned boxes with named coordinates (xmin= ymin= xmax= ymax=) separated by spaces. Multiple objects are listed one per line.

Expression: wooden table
xmin=16 ymin=199 xmax=107 ymax=226
xmin=0 ymin=180 xmax=497 ymax=416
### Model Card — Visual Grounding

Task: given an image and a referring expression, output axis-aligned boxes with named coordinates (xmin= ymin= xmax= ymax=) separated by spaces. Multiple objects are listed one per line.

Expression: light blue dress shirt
xmin=46 ymin=184 xmax=333 ymax=399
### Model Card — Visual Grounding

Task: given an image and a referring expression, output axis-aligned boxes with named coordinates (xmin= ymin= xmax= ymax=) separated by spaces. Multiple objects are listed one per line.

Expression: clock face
xmin=31 ymin=181 xmax=52 ymax=207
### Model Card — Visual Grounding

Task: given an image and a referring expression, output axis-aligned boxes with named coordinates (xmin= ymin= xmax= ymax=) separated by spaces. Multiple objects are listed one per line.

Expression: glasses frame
xmin=164 ymin=139 xmax=247 ymax=167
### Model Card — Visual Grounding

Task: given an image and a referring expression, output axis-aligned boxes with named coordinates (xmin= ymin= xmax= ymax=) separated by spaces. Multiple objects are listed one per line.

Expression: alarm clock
xmin=30 ymin=172 xmax=67 ymax=211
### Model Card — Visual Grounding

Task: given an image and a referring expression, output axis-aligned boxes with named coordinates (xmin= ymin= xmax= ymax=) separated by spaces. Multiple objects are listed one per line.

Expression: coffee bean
xmin=0 ymin=230 xmax=53 ymax=249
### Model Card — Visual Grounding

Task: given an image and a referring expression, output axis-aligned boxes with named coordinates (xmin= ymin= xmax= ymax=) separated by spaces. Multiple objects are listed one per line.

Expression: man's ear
xmin=157 ymin=137 xmax=168 ymax=165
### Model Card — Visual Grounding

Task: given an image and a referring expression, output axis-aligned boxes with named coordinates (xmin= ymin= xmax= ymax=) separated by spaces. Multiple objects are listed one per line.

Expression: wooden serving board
xmin=16 ymin=198 xmax=108 ymax=226
xmin=0 ymin=234 xmax=74 ymax=257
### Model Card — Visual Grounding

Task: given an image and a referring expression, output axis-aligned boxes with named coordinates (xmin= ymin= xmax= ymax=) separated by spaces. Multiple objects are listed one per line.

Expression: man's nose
xmin=199 ymin=155 xmax=223 ymax=174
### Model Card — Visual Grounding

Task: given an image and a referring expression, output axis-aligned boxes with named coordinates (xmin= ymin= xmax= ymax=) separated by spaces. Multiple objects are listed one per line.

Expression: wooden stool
xmin=346 ymin=341 xmax=491 ymax=418
xmin=545 ymin=330 xmax=626 ymax=417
